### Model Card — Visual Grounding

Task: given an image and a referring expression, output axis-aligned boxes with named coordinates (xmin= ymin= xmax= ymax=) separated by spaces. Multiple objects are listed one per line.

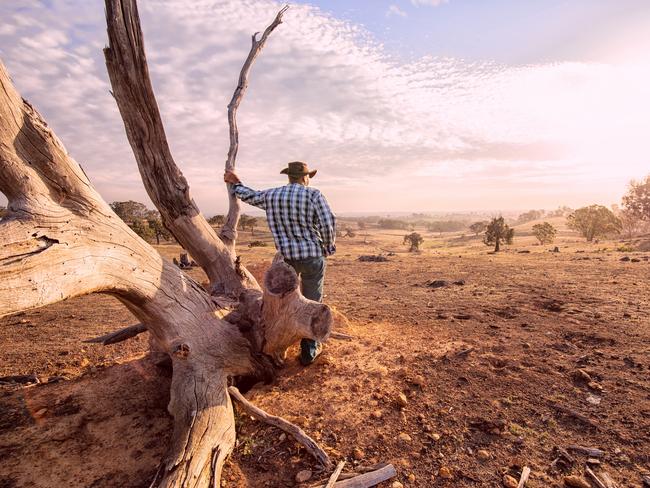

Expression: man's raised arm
xmin=224 ymin=170 xmax=267 ymax=209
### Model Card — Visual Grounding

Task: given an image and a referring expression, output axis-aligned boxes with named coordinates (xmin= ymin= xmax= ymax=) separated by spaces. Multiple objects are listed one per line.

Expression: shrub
xmin=532 ymin=222 xmax=557 ymax=245
xmin=403 ymin=232 xmax=424 ymax=252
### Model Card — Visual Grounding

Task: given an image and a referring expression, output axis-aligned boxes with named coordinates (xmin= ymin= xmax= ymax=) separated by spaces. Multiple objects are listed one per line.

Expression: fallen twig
xmin=228 ymin=386 xmax=331 ymax=468
xmin=330 ymin=332 xmax=355 ymax=341
xmin=517 ymin=466 xmax=531 ymax=488
xmin=567 ymin=445 xmax=605 ymax=458
xmin=84 ymin=323 xmax=147 ymax=345
xmin=585 ymin=467 xmax=607 ymax=488
xmin=311 ymin=464 xmax=397 ymax=488
xmin=325 ymin=461 xmax=346 ymax=488
xmin=549 ymin=402 xmax=600 ymax=429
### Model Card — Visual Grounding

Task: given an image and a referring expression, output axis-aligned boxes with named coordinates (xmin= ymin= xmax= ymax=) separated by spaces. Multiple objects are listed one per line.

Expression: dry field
xmin=1 ymin=227 xmax=649 ymax=487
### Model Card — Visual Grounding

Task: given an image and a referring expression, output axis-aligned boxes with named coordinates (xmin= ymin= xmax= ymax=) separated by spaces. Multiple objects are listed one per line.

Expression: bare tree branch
xmin=103 ymin=0 xmax=259 ymax=296
xmin=228 ymin=385 xmax=331 ymax=468
xmin=220 ymin=6 xmax=289 ymax=249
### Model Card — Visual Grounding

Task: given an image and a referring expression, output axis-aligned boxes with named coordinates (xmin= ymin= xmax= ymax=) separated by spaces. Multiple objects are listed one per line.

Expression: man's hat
xmin=280 ymin=161 xmax=317 ymax=178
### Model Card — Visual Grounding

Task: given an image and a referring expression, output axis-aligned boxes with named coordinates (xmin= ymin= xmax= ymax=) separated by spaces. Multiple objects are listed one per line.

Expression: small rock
xmin=587 ymin=381 xmax=604 ymax=391
xmin=411 ymin=375 xmax=426 ymax=388
xmin=295 ymin=470 xmax=312 ymax=483
xmin=396 ymin=392 xmax=408 ymax=407
xmin=586 ymin=458 xmax=600 ymax=465
xmin=33 ymin=408 xmax=48 ymax=419
xmin=79 ymin=358 xmax=90 ymax=368
xmin=278 ymin=433 xmax=287 ymax=442
xmin=563 ymin=475 xmax=591 ymax=488
xmin=439 ymin=466 xmax=452 ymax=479
xmin=503 ymin=475 xmax=518 ymax=488
xmin=353 ymin=448 xmax=365 ymax=460
xmin=398 ymin=432 xmax=412 ymax=443
xmin=391 ymin=482 xmax=404 ymax=488
xmin=477 ymin=449 xmax=490 ymax=461
xmin=430 ymin=433 xmax=441 ymax=441
xmin=371 ymin=410 xmax=383 ymax=419
xmin=407 ymin=473 xmax=416 ymax=482
xmin=586 ymin=394 xmax=601 ymax=405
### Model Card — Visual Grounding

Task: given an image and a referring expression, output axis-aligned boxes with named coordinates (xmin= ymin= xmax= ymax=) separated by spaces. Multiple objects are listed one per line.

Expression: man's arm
xmin=313 ymin=191 xmax=336 ymax=256
xmin=224 ymin=171 xmax=267 ymax=210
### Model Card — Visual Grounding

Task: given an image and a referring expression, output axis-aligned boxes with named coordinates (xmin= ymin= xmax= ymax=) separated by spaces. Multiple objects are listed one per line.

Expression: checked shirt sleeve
xmin=232 ymin=183 xmax=267 ymax=210
xmin=313 ymin=191 xmax=337 ymax=256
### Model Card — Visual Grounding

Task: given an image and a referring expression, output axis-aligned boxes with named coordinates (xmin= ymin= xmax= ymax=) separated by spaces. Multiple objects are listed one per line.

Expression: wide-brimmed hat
xmin=280 ymin=161 xmax=317 ymax=178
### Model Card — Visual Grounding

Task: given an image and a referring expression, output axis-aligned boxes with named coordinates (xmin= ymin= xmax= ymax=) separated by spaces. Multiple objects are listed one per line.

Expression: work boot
xmin=299 ymin=339 xmax=322 ymax=366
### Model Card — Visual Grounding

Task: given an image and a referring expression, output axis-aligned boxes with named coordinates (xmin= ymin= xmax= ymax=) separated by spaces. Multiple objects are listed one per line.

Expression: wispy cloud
xmin=386 ymin=5 xmax=407 ymax=18
xmin=0 ymin=0 xmax=648 ymax=213
xmin=410 ymin=0 xmax=449 ymax=7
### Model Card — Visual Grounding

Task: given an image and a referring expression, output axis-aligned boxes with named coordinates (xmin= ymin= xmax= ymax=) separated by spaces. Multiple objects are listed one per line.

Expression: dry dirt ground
xmin=1 ymin=228 xmax=649 ymax=488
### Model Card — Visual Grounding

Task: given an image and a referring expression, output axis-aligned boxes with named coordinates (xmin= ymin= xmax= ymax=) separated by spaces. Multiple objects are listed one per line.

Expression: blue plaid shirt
xmin=233 ymin=182 xmax=336 ymax=260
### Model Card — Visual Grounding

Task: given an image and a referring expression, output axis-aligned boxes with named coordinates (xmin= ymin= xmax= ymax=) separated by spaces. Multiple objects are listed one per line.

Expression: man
xmin=224 ymin=161 xmax=336 ymax=365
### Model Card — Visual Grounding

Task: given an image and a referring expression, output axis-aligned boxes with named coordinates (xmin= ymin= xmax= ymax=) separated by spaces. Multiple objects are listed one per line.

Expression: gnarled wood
xmin=220 ymin=6 xmax=289 ymax=249
xmin=228 ymin=386 xmax=331 ymax=468
xmin=103 ymin=0 xmax=258 ymax=296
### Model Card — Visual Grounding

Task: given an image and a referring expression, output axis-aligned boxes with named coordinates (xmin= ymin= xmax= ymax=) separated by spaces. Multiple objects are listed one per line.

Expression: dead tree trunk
xmin=0 ymin=2 xmax=333 ymax=487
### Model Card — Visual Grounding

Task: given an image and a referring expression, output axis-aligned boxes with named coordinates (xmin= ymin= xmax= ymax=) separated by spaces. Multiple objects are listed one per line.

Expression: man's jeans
xmin=285 ymin=256 xmax=325 ymax=364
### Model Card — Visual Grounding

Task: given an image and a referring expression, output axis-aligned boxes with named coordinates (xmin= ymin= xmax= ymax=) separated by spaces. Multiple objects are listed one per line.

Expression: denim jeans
xmin=285 ymin=256 xmax=325 ymax=363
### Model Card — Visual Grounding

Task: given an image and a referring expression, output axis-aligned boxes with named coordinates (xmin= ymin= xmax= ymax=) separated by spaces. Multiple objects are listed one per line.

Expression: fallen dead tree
xmin=0 ymin=2 xmax=396 ymax=487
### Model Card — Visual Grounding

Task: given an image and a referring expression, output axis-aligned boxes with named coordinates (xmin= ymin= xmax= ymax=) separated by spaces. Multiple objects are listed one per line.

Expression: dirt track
xmin=1 ymin=232 xmax=649 ymax=487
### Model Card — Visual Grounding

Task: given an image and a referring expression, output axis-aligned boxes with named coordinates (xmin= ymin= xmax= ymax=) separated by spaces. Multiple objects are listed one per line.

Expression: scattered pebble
xmin=477 ymin=449 xmax=490 ymax=461
xmin=396 ymin=392 xmax=408 ymax=407
xmin=398 ymin=433 xmax=412 ymax=442
xmin=503 ymin=474 xmax=518 ymax=488
xmin=438 ymin=466 xmax=452 ymax=479
xmin=391 ymin=482 xmax=404 ymax=488
xmin=353 ymin=448 xmax=365 ymax=460
xmin=295 ymin=469 xmax=312 ymax=483
xmin=563 ymin=475 xmax=591 ymax=488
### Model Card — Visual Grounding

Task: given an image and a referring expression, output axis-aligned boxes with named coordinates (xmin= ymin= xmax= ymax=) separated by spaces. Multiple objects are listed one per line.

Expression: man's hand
xmin=224 ymin=170 xmax=241 ymax=184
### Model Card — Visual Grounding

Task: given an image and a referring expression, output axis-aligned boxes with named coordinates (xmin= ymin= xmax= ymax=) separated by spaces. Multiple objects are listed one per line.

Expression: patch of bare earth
xmin=1 ymin=237 xmax=649 ymax=487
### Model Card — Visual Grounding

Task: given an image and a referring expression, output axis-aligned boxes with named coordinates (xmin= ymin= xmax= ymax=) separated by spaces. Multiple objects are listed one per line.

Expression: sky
xmin=1 ymin=0 xmax=649 ymax=215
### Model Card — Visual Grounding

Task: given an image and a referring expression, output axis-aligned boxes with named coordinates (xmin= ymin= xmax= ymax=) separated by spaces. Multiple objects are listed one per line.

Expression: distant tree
xmin=548 ymin=206 xmax=573 ymax=218
xmin=567 ymin=205 xmax=621 ymax=242
xmin=469 ymin=221 xmax=488 ymax=236
xmin=378 ymin=218 xmax=409 ymax=230
xmin=247 ymin=216 xmax=258 ymax=234
xmin=532 ymin=222 xmax=557 ymax=245
xmin=344 ymin=227 xmax=356 ymax=237
xmin=403 ymin=232 xmax=424 ymax=252
xmin=129 ymin=219 xmax=154 ymax=242
xmin=484 ymin=217 xmax=514 ymax=252
xmin=207 ymin=214 xmax=225 ymax=226
xmin=516 ymin=209 xmax=545 ymax=224
xmin=616 ymin=207 xmax=644 ymax=239
xmin=146 ymin=211 xmax=171 ymax=245
xmin=357 ymin=221 xmax=366 ymax=230
xmin=622 ymin=174 xmax=650 ymax=221
xmin=109 ymin=200 xmax=150 ymax=223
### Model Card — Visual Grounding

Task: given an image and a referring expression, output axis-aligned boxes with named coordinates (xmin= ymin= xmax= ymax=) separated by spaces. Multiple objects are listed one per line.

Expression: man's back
xmin=233 ymin=182 xmax=336 ymax=261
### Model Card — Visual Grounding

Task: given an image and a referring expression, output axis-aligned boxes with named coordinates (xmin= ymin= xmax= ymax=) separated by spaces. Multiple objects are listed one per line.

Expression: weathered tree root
xmin=228 ymin=386 xmax=331 ymax=468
